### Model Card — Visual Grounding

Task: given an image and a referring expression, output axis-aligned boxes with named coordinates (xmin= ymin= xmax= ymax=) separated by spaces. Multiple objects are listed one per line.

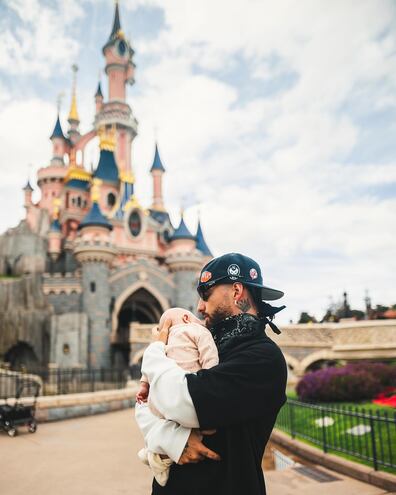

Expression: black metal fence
xmin=0 ymin=368 xmax=128 ymax=398
xmin=275 ymin=399 xmax=396 ymax=472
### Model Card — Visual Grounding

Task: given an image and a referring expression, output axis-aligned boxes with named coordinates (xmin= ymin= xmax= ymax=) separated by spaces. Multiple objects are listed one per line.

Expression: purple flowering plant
xmin=296 ymin=362 xmax=396 ymax=402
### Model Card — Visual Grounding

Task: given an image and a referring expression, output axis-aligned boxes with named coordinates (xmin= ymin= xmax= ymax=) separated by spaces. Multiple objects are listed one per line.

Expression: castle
xmin=0 ymin=2 xmax=212 ymax=370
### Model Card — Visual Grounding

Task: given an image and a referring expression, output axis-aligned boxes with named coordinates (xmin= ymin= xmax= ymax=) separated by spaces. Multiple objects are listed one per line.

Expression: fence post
xmin=91 ymin=369 xmax=95 ymax=393
xmin=369 ymin=413 xmax=378 ymax=471
xmin=321 ymin=408 xmax=327 ymax=453
xmin=289 ymin=401 xmax=295 ymax=439
xmin=57 ymin=368 xmax=61 ymax=395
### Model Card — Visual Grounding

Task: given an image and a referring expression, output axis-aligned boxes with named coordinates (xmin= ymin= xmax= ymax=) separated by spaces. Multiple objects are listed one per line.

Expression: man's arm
xmin=134 ymin=402 xmax=191 ymax=462
xmin=141 ymin=342 xmax=200 ymax=428
xmin=135 ymin=403 xmax=221 ymax=464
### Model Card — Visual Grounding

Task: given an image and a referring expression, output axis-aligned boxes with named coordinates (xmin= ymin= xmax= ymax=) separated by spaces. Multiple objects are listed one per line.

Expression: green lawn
xmin=275 ymin=395 xmax=396 ymax=474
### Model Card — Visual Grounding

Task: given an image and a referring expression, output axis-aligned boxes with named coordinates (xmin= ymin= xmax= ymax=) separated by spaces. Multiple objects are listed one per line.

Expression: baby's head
xmin=159 ymin=307 xmax=203 ymax=329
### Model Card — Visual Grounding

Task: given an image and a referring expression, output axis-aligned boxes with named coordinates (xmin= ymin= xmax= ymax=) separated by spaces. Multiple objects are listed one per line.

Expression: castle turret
xmin=37 ymin=115 xmax=68 ymax=215
xmin=67 ymin=64 xmax=80 ymax=145
xmin=94 ymin=126 xmax=119 ymax=214
xmin=23 ymin=179 xmax=33 ymax=208
xmin=74 ymin=180 xmax=116 ymax=368
xmin=96 ymin=0 xmax=137 ymax=177
xmin=50 ymin=114 xmax=67 ymax=165
xmin=195 ymin=219 xmax=213 ymax=259
xmin=166 ymin=214 xmax=204 ymax=311
xmin=95 ymin=82 xmax=104 ymax=114
xmin=102 ymin=1 xmax=135 ymax=102
xmin=150 ymin=144 xmax=166 ymax=211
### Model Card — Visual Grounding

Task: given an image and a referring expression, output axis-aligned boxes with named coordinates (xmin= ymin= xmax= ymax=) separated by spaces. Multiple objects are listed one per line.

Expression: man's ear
xmin=182 ymin=313 xmax=190 ymax=323
xmin=232 ymin=282 xmax=244 ymax=300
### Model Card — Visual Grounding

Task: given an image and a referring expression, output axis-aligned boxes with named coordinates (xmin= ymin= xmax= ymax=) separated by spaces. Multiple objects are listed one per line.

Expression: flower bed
xmin=296 ymin=362 xmax=396 ymax=403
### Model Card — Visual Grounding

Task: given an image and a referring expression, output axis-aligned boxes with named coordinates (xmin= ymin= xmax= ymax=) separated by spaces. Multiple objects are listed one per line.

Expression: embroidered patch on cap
xmin=200 ymin=271 xmax=212 ymax=283
xmin=227 ymin=264 xmax=240 ymax=277
xmin=250 ymin=268 xmax=258 ymax=280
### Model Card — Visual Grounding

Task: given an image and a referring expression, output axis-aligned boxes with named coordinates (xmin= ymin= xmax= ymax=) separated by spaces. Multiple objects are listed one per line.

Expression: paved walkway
xmin=0 ymin=409 xmax=393 ymax=495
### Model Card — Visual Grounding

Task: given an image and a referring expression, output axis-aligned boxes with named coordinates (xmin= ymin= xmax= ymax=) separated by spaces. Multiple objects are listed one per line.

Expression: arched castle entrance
xmin=110 ymin=282 xmax=169 ymax=369
xmin=4 ymin=341 xmax=39 ymax=370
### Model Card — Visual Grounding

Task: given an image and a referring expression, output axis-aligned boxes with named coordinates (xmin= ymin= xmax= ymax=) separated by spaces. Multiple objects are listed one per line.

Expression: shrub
xmin=296 ymin=362 xmax=396 ymax=402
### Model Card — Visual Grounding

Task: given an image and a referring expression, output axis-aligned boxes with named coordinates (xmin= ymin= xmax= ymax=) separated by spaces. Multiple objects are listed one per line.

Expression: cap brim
xmin=260 ymin=286 xmax=284 ymax=301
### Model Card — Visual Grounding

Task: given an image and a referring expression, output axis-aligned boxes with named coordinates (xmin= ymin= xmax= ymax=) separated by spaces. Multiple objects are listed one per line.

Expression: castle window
xmin=71 ymin=197 xmax=76 ymax=205
xmin=90 ymin=282 xmax=96 ymax=293
xmin=77 ymin=197 xmax=82 ymax=207
xmin=63 ymin=343 xmax=70 ymax=355
xmin=128 ymin=210 xmax=142 ymax=237
xmin=107 ymin=192 xmax=116 ymax=207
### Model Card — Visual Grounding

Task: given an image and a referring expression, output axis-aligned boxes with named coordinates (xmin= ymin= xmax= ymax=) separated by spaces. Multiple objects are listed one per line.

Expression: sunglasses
xmin=197 ymin=285 xmax=216 ymax=301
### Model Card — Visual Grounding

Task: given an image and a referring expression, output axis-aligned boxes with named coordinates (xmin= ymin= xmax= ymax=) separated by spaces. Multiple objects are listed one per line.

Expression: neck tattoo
xmin=236 ymin=298 xmax=251 ymax=313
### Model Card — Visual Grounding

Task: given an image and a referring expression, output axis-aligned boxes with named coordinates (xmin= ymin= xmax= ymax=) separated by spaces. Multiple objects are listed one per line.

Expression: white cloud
xmin=0 ymin=0 xmax=83 ymax=77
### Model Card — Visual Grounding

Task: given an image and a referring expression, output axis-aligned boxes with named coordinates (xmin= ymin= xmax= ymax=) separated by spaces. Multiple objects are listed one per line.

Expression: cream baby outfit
xmin=139 ymin=322 xmax=219 ymax=486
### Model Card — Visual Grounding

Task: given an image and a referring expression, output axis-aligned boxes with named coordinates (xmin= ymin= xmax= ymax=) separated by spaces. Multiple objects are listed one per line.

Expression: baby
xmin=136 ymin=307 xmax=219 ymax=486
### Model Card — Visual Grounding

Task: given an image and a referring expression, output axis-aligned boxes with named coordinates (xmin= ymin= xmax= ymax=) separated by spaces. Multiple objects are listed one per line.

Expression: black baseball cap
xmin=197 ymin=253 xmax=284 ymax=301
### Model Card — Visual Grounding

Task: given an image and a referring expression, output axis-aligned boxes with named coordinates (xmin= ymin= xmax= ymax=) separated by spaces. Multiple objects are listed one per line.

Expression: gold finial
xmin=124 ymin=194 xmax=141 ymax=211
xmin=120 ymin=171 xmax=135 ymax=184
xmin=91 ymin=178 xmax=102 ymax=202
xmin=68 ymin=64 xmax=80 ymax=122
xmin=53 ymin=198 xmax=61 ymax=219
xmin=98 ymin=125 xmax=116 ymax=151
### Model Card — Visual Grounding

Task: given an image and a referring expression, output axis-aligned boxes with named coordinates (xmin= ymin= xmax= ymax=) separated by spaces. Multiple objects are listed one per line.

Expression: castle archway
xmin=4 ymin=341 xmax=39 ymax=370
xmin=110 ymin=281 xmax=169 ymax=369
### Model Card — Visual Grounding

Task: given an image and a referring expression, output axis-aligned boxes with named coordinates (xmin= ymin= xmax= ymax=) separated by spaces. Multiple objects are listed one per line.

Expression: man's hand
xmin=178 ymin=429 xmax=221 ymax=465
xmin=152 ymin=318 xmax=172 ymax=344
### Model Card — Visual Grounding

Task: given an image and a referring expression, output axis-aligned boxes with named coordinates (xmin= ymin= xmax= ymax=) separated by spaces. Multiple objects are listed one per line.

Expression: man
xmin=135 ymin=253 xmax=287 ymax=495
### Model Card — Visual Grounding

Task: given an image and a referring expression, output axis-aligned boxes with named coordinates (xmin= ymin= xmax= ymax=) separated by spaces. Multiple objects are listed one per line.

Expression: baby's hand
xmin=136 ymin=381 xmax=150 ymax=404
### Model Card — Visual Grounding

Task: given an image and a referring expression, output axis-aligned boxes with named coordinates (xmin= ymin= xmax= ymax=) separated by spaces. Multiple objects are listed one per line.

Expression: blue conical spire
xmin=150 ymin=144 xmax=166 ymax=173
xmin=94 ymin=149 xmax=119 ymax=183
xmin=95 ymin=82 xmax=103 ymax=98
xmin=23 ymin=179 xmax=33 ymax=191
xmin=171 ymin=215 xmax=195 ymax=241
xmin=79 ymin=201 xmax=112 ymax=231
xmin=109 ymin=1 xmax=121 ymax=40
xmin=196 ymin=220 xmax=212 ymax=257
xmin=50 ymin=114 xmax=66 ymax=140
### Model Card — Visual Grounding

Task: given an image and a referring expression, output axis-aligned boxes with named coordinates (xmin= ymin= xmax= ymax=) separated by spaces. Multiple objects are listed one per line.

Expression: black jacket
xmin=152 ymin=314 xmax=287 ymax=495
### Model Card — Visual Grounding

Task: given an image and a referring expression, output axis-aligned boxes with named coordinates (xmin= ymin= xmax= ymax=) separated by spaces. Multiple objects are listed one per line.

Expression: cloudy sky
xmin=0 ymin=0 xmax=395 ymax=324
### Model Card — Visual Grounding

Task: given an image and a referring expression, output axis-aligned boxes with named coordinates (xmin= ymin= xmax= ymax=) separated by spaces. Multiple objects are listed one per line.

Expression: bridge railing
xmin=276 ymin=399 xmax=396 ymax=472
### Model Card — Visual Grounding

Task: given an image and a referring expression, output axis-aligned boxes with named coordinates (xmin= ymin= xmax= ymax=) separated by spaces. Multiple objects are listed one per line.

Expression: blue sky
xmin=0 ymin=0 xmax=395 ymax=323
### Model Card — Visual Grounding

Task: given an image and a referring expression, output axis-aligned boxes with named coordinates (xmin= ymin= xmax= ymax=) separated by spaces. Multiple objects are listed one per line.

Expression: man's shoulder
xmin=223 ymin=334 xmax=286 ymax=373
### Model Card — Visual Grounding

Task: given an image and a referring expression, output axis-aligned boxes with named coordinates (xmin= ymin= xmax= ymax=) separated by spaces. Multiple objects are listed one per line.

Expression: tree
xmin=298 ymin=312 xmax=317 ymax=324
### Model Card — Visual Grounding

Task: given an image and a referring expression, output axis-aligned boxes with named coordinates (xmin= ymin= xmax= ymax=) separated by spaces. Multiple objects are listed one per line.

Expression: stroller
xmin=0 ymin=372 xmax=41 ymax=437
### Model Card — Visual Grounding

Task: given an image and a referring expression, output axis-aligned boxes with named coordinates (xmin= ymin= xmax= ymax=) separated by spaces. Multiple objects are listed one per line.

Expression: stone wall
xmin=172 ymin=269 xmax=200 ymax=312
xmin=47 ymin=292 xmax=82 ymax=314
xmin=50 ymin=313 xmax=88 ymax=367
xmin=0 ymin=274 xmax=52 ymax=366
xmin=0 ymin=220 xmax=47 ymax=275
